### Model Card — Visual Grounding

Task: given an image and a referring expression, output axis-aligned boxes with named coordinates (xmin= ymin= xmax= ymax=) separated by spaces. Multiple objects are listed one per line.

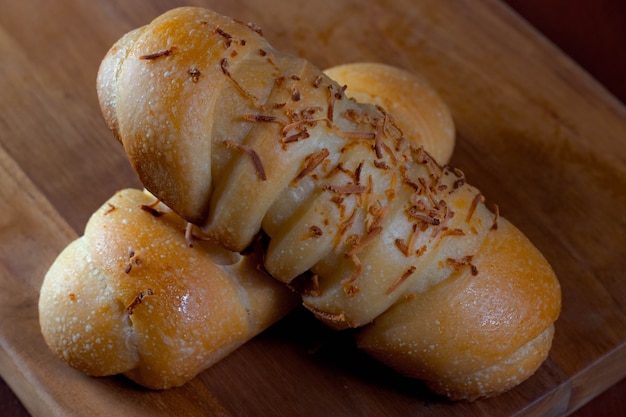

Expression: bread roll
xmin=39 ymin=188 xmax=298 ymax=389
xmin=357 ymin=218 xmax=560 ymax=400
xmin=92 ymin=7 xmax=561 ymax=399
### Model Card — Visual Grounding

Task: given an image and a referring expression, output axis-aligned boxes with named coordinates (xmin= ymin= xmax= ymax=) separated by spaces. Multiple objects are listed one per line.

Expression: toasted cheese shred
xmin=491 ymin=204 xmax=500 ymax=230
xmin=466 ymin=193 xmax=485 ymax=223
xmin=336 ymin=130 xmax=376 ymax=140
xmin=223 ymin=140 xmax=267 ymax=180
xmin=347 ymin=226 xmax=383 ymax=257
xmin=395 ymin=238 xmax=409 ymax=256
xmin=140 ymin=204 xmax=165 ymax=217
xmin=126 ymin=289 xmax=155 ymax=315
xmin=374 ymin=117 xmax=384 ymax=159
xmin=385 ymin=266 xmax=417 ymax=295
xmin=446 ymin=256 xmax=478 ymax=276
xmin=140 ymin=48 xmax=175 ymax=60
xmin=324 ymin=184 xmax=369 ymax=194
xmin=293 ymin=148 xmax=330 ymax=184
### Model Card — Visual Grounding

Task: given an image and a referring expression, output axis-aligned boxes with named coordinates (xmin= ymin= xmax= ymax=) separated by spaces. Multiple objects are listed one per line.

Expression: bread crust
xmin=39 ymin=189 xmax=298 ymax=389
xmin=356 ymin=218 xmax=561 ymax=400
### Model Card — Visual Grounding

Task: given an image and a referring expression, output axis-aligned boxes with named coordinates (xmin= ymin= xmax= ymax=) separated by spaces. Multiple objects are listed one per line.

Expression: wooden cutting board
xmin=1 ymin=0 xmax=625 ymax=415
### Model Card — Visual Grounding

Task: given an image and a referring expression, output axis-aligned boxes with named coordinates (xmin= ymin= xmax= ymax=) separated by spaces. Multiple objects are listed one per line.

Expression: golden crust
xmin=356 ymin=218 xmax=561 ymax=400
xmin=39 ymin=189 xmax=298 ymax=389
xmin=39 ymin=238 xmax=139 ymax=378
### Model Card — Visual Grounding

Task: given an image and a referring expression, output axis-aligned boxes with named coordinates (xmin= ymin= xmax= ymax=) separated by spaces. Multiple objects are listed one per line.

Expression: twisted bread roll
xmin=39 ymin=188 xmax=298 ymax=389
xmin=97 ymin=6 xmax=459 ymax=327
xmin=96 ymin=7 xmax=561 ymax=399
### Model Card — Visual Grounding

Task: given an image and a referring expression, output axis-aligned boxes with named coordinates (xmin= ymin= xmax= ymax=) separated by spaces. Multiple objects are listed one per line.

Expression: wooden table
xmin=1 ymin=0 xmax=625 ymax=416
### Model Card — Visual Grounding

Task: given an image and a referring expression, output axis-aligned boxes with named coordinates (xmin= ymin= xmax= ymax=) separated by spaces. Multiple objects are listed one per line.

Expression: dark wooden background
xmin=499 ymin=4 xmax=626 ymax=415
xmin=1 ymin=0 xmax=624 ymax=415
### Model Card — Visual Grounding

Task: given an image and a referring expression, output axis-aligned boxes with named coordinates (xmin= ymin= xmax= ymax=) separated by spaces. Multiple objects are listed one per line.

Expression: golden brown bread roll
xmin=357 ymin=218 xmax=559 ymax=400
xmin=94 ymin=6 xmax=561 ymax=399
xmin=39 ymin=188 xmax=298 ymax=389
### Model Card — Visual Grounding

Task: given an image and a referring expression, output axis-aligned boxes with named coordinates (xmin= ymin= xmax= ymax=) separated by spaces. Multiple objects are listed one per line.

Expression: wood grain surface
xmin=1 ymin=0 xmax=625 ymax=416
xmin=505 ymin=0 xmax=626 ymax=106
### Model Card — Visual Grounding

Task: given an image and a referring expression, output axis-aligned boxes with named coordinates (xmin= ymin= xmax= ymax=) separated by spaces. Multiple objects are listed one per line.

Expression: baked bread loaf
xmin=39 ymin=188 xmax=298 ymax=389
xmin=92 ymin=6 xmax=561 ymax=400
